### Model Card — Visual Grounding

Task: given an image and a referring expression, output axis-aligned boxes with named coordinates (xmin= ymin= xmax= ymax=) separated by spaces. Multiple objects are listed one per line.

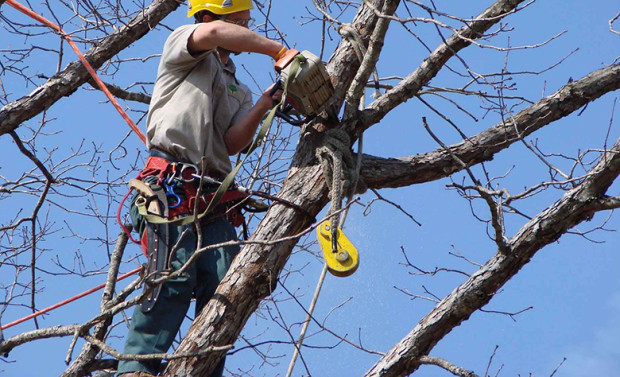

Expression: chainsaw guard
xmin=317 ymin=221 xmax=359 ymax=277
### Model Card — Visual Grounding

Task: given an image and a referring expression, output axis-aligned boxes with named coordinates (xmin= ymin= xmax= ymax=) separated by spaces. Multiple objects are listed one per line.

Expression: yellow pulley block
xmin=317 ymin=221 xmax=359 ymax=277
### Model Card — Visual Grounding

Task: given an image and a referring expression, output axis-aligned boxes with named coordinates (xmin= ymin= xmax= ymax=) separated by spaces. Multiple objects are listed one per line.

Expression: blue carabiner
xmin=163 ymin=178 xmax=181 ymax=209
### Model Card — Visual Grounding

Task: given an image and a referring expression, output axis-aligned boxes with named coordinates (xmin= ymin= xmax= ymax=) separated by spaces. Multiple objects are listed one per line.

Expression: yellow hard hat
xmin=188 ymin=0 xmax=254 ymax=18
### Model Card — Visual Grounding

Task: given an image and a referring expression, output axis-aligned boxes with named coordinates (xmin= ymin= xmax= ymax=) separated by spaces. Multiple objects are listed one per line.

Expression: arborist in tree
xmin=116 ymin=1 xmax=290 ymax=376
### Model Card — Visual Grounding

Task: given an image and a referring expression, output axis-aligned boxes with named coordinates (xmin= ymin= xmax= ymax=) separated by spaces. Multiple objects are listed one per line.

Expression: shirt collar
xmin=223 ymin=57 xmax=236 ymax=75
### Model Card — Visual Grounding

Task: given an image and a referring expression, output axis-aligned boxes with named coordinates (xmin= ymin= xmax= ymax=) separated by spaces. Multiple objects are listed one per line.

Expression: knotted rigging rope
xmin=317 ymin=128 xmax=363 ymax=247
xmin=285 ymin=21 xmax=370 ymax=376
xmin=286 ymin=129 xmax=365 ymax=377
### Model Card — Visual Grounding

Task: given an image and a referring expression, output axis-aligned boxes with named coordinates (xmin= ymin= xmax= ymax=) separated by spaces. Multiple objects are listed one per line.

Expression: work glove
xmin=274 ymin=48 xmax=300 ymax=72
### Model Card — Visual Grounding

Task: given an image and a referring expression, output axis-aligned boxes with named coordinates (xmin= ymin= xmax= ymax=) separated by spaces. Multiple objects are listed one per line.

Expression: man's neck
xmin=217 ymin=48 xmax=230 ymax=64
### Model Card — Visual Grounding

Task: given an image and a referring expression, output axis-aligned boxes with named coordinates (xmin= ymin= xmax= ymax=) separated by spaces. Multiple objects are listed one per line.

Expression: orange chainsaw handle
xmin=274 ymin=49 xmax=300 ymax=72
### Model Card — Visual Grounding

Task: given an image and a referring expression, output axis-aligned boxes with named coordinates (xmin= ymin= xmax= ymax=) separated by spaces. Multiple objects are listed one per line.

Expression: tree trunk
xmin=164 ymin=0 xmax=614 ymax=375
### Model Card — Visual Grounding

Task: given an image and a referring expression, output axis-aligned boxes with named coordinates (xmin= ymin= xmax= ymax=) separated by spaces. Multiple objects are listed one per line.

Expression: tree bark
xmin=163 ymin=1 xmax=619 ymax=376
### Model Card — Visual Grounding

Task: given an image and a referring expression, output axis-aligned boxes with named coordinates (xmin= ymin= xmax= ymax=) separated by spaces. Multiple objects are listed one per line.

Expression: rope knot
xmin=316 ymin=129 xmax=366 ymax=227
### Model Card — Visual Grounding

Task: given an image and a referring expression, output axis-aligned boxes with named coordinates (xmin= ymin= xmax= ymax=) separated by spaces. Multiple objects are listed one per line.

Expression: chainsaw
xmin=272 ymin=49 xmax=335 ymax=125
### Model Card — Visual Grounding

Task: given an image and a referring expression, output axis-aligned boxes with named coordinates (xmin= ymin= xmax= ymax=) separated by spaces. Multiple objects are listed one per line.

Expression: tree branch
xmin=61 ymin=231 xmax=129 ymax=377
xmin=360 ymin=0 xmax=528 ymax=130
xmin=86 ymin=79 xmax=151 ymax=105
xmin=364 ymin=140 xmax=620 ymax=376
xmin=418 ymin=355 xmax=479 ymax=377
xmin=325 ymin=0 xmax=390 ymax=113
xmin=359 ymin=64 xmax=620 ymax=190
xmin=0 ymin=0 xmax=180 ymax=136
xmin=344 ymin=0 xmax=399 ymax=115
xmin=9 ymin=131 xmax=57 ymax=183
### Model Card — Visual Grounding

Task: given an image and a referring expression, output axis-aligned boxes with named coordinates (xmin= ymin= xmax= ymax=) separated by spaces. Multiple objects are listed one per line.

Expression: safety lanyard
xmin=195 ymin=54 xmax=306 ymax=222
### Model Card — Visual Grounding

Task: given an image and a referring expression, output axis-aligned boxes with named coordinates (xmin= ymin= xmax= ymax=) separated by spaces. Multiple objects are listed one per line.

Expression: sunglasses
xmin=223 ymin=17 xmax=255 ymax=28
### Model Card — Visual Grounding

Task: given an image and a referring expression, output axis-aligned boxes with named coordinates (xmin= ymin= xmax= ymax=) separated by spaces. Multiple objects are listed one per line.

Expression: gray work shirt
xmin=146 ymin=24 xmax=253 ymax=177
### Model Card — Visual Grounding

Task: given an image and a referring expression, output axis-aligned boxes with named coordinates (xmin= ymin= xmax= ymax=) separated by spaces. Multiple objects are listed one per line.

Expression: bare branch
xmin=344 ymin=0 xmax=399 ymax=116
xmin=610 ymin=12 xmax=620 ymax=36
xmin=418 ymin=355 xmax=479 ymax=377
xmin=360 ymin=0 xmax=530 ymax=130
xmin=360 ymin=64 xmax=620 ymax=190
xmin=364 ymin=140 xmax=620 ymax=376
xmin=86 ymin=79 xmax=151 ymax=105
xmin=0 ymin=0 xmax=182 ymax=136
xmin=9 ymin=131 xmax=57 ymax=183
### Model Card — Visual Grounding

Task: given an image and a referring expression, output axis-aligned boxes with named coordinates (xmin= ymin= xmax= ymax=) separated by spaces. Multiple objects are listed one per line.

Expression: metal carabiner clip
xmin=163 ymin=178 xmax=181 ymax=209
xmin=176 ymin=163 xmax=200 ymax=183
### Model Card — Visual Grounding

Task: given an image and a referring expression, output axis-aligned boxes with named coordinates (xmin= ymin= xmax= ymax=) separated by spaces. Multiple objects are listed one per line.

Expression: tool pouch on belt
xmin=127 ymin=177 xmax=171 ymax=313
xmin=141 ymin=221 xmax=170 ymax=313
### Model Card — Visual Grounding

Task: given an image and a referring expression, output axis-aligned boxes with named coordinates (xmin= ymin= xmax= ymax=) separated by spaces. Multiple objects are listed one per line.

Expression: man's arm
xmin=224 ymin=84 xmax=280 ymax=155
xmin=188 ymin=21 xmax=282 ymax=57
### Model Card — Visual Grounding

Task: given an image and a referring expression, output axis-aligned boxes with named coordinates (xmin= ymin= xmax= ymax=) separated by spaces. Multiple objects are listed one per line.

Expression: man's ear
xmin=202 ymin=14 xmax=216 ymax=23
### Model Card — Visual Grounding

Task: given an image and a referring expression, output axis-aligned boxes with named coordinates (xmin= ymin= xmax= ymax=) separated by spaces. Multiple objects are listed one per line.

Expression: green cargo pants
xmin=117 ymin=215 xmax=240 ymax=376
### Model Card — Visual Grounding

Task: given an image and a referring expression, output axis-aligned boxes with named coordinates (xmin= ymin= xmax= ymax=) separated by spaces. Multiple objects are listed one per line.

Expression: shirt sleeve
xmin=161 ymin=24 xmax=212 ymax=69
xmin=229 ymin=85 xmax=254 ymax=127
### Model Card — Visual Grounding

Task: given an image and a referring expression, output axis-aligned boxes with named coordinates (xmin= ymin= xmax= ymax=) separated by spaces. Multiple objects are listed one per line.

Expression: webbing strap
xmin=134 ymin=55 xmax=305 ymax=226
xmin=195 ymin=54 xmax=306 ymax=221
xmin=135 ymin=189 xmax=247 ymax=226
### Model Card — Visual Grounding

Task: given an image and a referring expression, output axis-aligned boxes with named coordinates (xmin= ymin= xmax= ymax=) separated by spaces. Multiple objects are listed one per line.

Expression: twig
xmin=609 ymin=12 xmax=620 ymax=36
xmin=418 ymin=355 xmax=479 ymax=377
xmin=365 ymin=188 xmax=422 ymax=226
xmin=423 ymin=117 xmax=508 ymax=252
xmin=82 ymin=333 xmax=232 ymax=361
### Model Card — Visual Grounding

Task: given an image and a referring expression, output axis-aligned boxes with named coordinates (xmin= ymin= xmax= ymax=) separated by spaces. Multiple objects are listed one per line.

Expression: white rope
xmin=285 ymin=264 xmax=328 ymax=377
xmin=285 ymin=22 xmax=368 ymax=377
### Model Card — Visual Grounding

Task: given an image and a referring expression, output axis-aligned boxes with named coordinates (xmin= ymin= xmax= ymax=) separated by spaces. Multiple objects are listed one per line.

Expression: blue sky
xmin=1 ymin=1 xmax=619 ymax=376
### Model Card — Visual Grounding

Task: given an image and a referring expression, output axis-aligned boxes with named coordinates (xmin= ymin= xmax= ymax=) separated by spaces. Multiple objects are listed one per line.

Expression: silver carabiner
xmin=176 ymin=163 xmax=200 ymax=182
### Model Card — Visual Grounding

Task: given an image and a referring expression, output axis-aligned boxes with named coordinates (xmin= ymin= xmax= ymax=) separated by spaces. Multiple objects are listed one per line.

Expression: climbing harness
xmin=121 ymin=152 xmax=316 ymax=311
xmin=120 ymin=155 xmax=250 ymax=311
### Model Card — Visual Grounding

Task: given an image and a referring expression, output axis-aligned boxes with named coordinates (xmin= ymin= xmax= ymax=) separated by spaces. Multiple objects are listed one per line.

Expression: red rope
xmin=2 ymin=2 xmax=153 ymax=332
xmin=6 ymin=0 xmax=147 ymax=145
xmin=117 ymin=188 xmax=143 ymax=245
xmin=1 ymin=266 xmax=142 ymax=331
